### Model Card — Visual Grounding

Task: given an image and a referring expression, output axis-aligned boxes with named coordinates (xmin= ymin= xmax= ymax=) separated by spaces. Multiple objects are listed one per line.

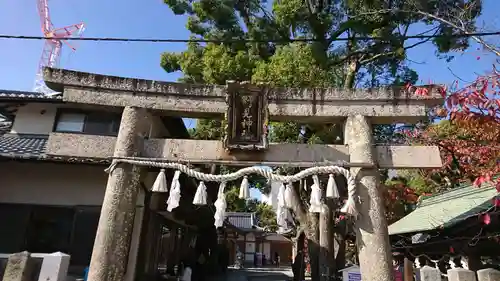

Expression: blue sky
xmin=0 ymin=0 xmax=497 ymax=200
xmin=0 ymin=0 xmax=497 ymax=94
xmin=0 ymin=0 xmax=497 ymax=103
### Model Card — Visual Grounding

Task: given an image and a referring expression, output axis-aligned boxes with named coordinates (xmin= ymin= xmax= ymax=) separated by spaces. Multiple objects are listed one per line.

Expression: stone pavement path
xmin=215 ymin=266 xmax=293 ymax=281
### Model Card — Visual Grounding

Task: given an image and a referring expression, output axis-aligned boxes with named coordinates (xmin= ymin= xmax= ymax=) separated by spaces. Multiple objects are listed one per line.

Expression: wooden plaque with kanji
xmin=224 ymin=83 xmax=268 ymax=151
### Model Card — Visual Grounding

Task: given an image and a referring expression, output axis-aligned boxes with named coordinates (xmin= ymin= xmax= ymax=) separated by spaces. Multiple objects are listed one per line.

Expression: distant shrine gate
xmin=43 ymin=68 xmax=443 ymax=281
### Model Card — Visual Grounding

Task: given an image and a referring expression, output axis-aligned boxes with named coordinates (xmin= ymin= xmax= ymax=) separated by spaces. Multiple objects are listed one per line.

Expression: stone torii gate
xmin=43 ymin=68 xmax=443 ymax=281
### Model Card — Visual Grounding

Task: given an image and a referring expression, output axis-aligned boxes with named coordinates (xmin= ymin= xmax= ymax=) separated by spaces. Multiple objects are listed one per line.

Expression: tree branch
xmin=413 ymin=10 xmax=500 ymax=57
xmin=346 ymin=7 xmax=500 ymax=56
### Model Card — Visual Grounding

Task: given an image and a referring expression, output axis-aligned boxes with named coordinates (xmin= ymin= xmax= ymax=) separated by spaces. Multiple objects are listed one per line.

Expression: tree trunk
xmin=290 ymin=179 xmax=323 ymax=281
xmin=292 ymin=232 xmax=306 ymax=281
xmin=333 ymin=175 xmax=349 ymax=278
xmin=306 ymin=213 xmax=320 ymax=281
xmin=328 ymin=57 xmax=361 ymax=278
xmin=334 ymin=223 xmax=347 ymax=276
xmin=344 ymin=59 xmax=360 ymax=90
xmin=319 ymin=199 xmax=334 ymax=281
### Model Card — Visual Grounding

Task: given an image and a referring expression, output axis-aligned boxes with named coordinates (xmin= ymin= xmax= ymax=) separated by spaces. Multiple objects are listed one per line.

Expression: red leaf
xmin=493 ymin=197 xmax=500 ymax=207
xmin=481 ymin=213 xmax=491 ymax=225
xmin=473 ymin=176 xmax=483 ymax=187
xmin=496 ymin=181 xmax=500 ymax=192
xmin=449 ymin=246 xmax=455 ymax=253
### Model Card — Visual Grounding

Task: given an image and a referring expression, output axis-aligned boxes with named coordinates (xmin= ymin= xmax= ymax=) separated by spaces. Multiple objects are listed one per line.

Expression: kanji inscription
xmin=224 ymin=83 xmax=268 ymax=150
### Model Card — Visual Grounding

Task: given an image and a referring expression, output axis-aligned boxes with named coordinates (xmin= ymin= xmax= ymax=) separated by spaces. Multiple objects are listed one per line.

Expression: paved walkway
xmin=212 ymin=266 xmax=293 ymax=281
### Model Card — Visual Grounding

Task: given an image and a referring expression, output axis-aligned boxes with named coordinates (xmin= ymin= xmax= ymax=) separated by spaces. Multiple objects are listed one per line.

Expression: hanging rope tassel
xmin=166 ymin=170 xmax=182 ymax=212
xmin=214 ymin=182 xmax=227 ymax=228
xmin=276 ymin=183 xmax=287 ymax=227
xmin=192 ymin=181 xmax=207 ymax=205
xmin=340 ymin=197 xmax=358 ymax=217
xmin=284 ymin=183 xmax=294 ymax=208
xmin=326 ymin=174 xmax=340 ymax=199
xmin=239 ymin=175 xmax=250 ymax=199
xmin=151 ymin=169 xmax=168 ymax=193
xmin=309 ymin=175 xmax=324 ymax=213
xmin=340 ymin=175 xmax=359 ymax=217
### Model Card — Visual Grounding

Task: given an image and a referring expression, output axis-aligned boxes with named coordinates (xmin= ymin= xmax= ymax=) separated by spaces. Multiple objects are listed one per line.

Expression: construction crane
xmin=34 ymin=0 xmax=85 ymax=95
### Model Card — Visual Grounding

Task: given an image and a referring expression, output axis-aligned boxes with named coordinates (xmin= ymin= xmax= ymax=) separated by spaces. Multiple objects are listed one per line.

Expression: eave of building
xmin=0 ymin=89 xmax=64 ymax=102
xmin=43 ymin=67 xmax=445 ymax=124
xmin=224 ymin=212 xmax=267 ymax=235
xmin=0 ymin=90 xmax=65 ymax=119
xmin=0 ymin=133 xmax=113 ymax=165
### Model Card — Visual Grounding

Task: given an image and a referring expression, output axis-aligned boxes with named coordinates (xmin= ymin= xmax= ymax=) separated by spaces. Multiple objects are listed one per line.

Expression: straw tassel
xmin=166 ymin=170 xmax=181 ymax=212
xmin=151 ymin=169 xmax=168 ymax=193
xmin=192 ymin=181 xmax=207 ymax=205
xmin=284 ymin=183 xmax=294 ymax=208
xmin=340 ymin=176 xmax=359 ymax=217
xmin=239 ymin=176 xmax=250 ymax=199
xmin=340 ymin=196 xmax=358 ymax=217
xmin=309 ymin=175 xmax=324 ymax=213
xmin=214 ymin=182 xmax=227 ymax=228
xmin=276 ymin=183 xmax=287 ymax=227
xmin=326 ymin=174 xmax=340 ymax=199
xmin=277 ymin=183 xmax=286 ymax=208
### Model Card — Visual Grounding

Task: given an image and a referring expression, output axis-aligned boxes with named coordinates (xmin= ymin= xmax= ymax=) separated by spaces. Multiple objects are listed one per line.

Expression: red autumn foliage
xmin=480 ymin=213 xmax=492 ymax=225
xmin=405 ymin=68 xmax=500 ymax=191
xmin=384 ymin=183 xmax=419 ymax=223
xmin=494 ymin=197 xmax=500 ymax=207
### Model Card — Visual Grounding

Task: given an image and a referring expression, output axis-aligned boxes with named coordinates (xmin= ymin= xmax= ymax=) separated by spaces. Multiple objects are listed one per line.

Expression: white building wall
xmin=9 ymin=103 xmax=169 ymax=138
xmin=11 ymin=103 xmax=58 ymax=135
xmin=0 ymin=161 xmax=108 ymax=205
xmin=2 ymin=103 xmax=174 ymax=281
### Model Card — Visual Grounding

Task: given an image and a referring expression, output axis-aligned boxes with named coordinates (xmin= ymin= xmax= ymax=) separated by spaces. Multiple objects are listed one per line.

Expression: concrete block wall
xmin=0 ymin=252 xmax=69 ymax=281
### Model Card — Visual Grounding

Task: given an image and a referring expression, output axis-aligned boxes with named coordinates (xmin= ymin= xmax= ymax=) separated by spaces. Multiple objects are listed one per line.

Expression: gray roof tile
xmin=225 ymin=212 xmax=257 ymax=230
xmin=0 ymin=135 xmax=47 ymax=159
xmin=0 ymin=123 xmax=10 ymax=136
xmin=0 ymin=134 xmax=111 ymax=165
xmin=0 ymin=90 xmax=62 ymax=101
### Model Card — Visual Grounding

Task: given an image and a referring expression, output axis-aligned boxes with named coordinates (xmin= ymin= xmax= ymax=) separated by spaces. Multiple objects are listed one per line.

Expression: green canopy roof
xmin=388 ymin=182 xmax=497 ymax=235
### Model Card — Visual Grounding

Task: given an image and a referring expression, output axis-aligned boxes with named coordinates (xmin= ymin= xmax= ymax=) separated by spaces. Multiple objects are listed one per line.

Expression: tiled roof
xmin=0 ymin=133 xmax=111 ymax=165
xmin=0 ymin=134 xmax=48 ymax=159
xmin=225 ymin=212 xmax=257 ymax=230
xmin=0 ymin=90 xmax=62 ymax=101
xmin=0 ymin=122 xmax=10 ymax=136
xmin=389 ymin=182 xmax=498 ymax=235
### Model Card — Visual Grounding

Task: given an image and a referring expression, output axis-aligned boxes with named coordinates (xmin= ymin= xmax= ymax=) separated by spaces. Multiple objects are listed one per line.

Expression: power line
xmin=0 ymin=31 xmax=499 ymax=44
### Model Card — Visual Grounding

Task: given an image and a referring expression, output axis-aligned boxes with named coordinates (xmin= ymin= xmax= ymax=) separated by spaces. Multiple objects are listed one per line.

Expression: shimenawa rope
xmin=105 ymin=157 xmax=360 ymax=219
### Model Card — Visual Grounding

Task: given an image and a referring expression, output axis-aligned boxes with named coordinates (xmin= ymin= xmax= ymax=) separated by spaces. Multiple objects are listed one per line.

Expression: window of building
xmin=55 ymin=113 xmax=85 ymax=132
xmin=25 ymin=206 xmax=74 ymax=254
xmin=54 ymin=110 xmax=121 ymax=136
